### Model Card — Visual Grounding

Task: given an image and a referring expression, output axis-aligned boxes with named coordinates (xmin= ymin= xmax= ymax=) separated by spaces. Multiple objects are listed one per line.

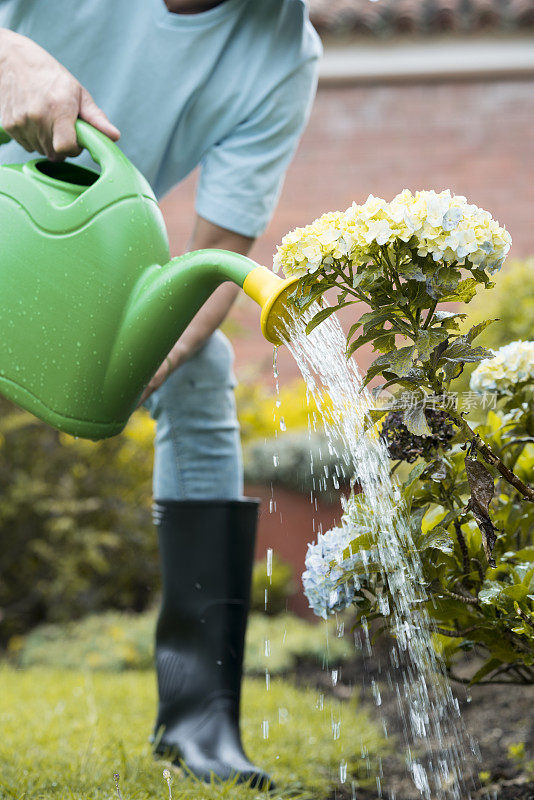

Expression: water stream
xmin=277 ymin=308 xmax=477 ymax=799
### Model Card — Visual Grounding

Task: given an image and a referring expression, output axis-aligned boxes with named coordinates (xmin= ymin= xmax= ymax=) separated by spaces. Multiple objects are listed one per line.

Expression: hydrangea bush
xmin=279 ymin=191 xmax=534 ymax=684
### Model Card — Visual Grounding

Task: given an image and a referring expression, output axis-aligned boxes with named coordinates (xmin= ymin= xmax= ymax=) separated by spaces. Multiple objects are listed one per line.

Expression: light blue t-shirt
xmin=0 ymin=0 xmax=321 ymax=237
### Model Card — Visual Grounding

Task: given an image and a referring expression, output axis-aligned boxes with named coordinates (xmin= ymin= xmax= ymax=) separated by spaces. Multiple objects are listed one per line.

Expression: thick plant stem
xmin=450 ymin=412 xmax=534 ymax=502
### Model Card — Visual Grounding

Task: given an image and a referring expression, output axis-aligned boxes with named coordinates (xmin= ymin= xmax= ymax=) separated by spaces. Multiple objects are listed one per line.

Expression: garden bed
xmin=295 ymin=645 xmax=534 ymax=800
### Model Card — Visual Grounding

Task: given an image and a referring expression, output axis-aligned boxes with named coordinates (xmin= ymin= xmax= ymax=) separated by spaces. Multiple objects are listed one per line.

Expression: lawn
xmin=0 ymin=665 xmax=385 ymax=799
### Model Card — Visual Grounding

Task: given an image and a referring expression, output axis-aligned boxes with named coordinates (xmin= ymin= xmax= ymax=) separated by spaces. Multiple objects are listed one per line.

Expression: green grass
xmin=0 ymin=666 xmax=385 ymax=799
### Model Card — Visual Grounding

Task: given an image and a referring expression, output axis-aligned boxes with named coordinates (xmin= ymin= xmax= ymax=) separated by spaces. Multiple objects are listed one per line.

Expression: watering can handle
xmin=0 ymin=119 xmax=133 ymax=184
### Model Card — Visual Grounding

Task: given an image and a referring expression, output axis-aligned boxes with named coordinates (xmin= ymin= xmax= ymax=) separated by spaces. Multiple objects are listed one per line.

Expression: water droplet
xmin=266 ymin=548 xmax=273 ymax=582
xmin=371 ymin=678 xmax=382 ymax=706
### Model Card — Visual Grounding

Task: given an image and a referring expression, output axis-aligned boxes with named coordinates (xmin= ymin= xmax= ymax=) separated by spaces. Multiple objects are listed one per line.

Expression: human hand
xmin=137 ymin=340 xmax=189 ymax=408
xmin=0 ymin=28 xmax=120 ymax=160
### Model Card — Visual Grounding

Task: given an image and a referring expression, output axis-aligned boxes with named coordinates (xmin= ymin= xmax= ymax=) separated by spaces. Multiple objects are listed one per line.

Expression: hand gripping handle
xmin=0 ymin=119 xmax=130 ymax=182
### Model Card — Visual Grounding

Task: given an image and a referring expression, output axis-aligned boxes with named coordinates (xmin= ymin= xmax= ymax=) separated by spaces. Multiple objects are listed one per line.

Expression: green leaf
xmin=440 ymin=277 xmax=479 ymax=303
xmin=434 ymin=311 xmax=466 ymax=323
xmin=346 ymin=328 xmax=384 ymax=358
xmin=415 ymin=329 xmax=449 ymax=361
xmin=352 ymin=272 xmax=366 ymax=288
xmin=360 ymin=310 xmax=395 ymax=335
xmin=435 ymin=265 xmax=462 ymax=294
xmin=403 ymin=404 xmax=432 ymax=436
xmin=401 ymin=462 xmax=427 ymax=511
xmin=398 ymin=263 xmax=426 ymax=281
xmin=502 ymin=584 xmax=531 ymax=602
xmin=363 ymin=362 xmax=390 ymax=387
xmin=440 ymin=339 xmax=494 ymax=365
xmin=465 ymin=319 xmax=498 ymax=344
xmin=410 ymin=504 xmax=428 ymax=534
xmin=363 ymin=408 xmax=389 ymax=432
xmin=373 ymin=333 xmax=397 ymax=354
xmin=419 ymin=526 xmax=454 ymax=553
xmin=441 ymin=360 xmax=465 ymax=382
xmin=478 ymin=581 xmax=502 ymax=605
xmin=305 ymin=303 xmax=352 ymax=334
xmin=469 ymin=267 xmax=494 ymax=287
xmin=388 ymin=345 xmax=416 ymax=378
xmin=404 ymin=461 xmax=427 ymax=487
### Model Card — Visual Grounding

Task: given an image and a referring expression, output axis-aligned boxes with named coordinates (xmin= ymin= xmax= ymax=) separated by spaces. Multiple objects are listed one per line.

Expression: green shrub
xmin=10 ymin=607 xmax=355 ymax=676
xmin=251 ymin=554 xmax=296 ymax=615
xmin=235 ymin=378 xmax=320 ymax=444
xmin=244 ymin=431 xmax=350 ymax=502
xmin=0 ymin=400 xmax=158 ymax=644
xmin=346 ymin=401 xmax=534 ymax=685
xmin=244 ymin=611 xmax=354 ymax=674
xmin=12 ymin=609 xmax=156 ymax=671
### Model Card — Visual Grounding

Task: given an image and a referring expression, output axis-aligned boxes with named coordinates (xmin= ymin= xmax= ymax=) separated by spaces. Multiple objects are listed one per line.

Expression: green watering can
xmin=0 ymin=120 xmax=298 ymax=440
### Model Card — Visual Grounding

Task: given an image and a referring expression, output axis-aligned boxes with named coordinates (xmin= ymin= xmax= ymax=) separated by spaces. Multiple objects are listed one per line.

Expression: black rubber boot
xmin=151 ymin=499 xmax=273 ymax=789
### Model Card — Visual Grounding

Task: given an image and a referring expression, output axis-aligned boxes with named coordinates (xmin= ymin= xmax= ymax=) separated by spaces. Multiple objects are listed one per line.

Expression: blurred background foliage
xmin=455 ymin=258 xmax=534 ymax=397
xmin=251 ymin=553 xmax=296 ymax=615
xmin=0 ymin=403 xmax=157 ymax=644
xmin=463 ymin=259 xmax=534 ymax=348
xmin=9 ymin=606 xmax=353 ymax=676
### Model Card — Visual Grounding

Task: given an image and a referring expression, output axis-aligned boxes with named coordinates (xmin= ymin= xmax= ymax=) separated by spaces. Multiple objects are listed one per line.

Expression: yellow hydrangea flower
xmin=273 ymin=190 xmax=512 ymax=277
xmin=470 ymin=340 xmax=534 ymax=393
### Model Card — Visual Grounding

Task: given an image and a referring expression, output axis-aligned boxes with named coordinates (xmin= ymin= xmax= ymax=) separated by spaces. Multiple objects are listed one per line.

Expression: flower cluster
xmin=302 ymin=523 xmax=358 ymax=618
xmin=273 ymin=189 xmax=511 ymax=277
xmin=470 ymin=340 xmax=534 ymax=394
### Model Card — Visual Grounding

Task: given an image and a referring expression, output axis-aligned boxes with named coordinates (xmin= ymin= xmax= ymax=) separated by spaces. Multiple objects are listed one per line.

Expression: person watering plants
xmin=0 ymin=0 xmax=320 ymax=788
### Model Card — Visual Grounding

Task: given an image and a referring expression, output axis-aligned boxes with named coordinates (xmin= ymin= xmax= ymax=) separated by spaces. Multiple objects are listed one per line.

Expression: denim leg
xmin=143 ymin=330 xmax=243 ymax=501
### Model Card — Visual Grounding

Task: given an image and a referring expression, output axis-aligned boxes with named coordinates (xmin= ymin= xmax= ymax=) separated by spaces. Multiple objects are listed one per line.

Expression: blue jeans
xmin=142 ymin=330 xmax=243 ymax=501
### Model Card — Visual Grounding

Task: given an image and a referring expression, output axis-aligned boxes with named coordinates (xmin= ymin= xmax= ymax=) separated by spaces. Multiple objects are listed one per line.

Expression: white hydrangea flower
xmin=470 ymin=340 xmax=534 ymax=394
xmin=273 ymin=189 xmax=512 ymax=278
xmin=302 ymin=525 xmax=359 ymax=618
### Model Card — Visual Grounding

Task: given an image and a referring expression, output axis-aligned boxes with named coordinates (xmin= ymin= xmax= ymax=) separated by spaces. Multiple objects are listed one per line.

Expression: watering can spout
xmin=242 ymin=266 xmax=300 ymax=345
xmin=104 ymin=251 xmax=299 ymax=416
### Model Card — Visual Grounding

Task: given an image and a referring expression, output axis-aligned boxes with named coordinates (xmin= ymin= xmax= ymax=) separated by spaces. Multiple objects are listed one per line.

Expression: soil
xmin=294 ymin=640 xmax=534 ymax=800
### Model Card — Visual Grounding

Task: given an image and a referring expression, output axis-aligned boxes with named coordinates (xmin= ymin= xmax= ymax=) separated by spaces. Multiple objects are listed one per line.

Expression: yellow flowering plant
xmin=280 ymin=194 xmax=534 ymax=683
xmin=275 ymin=191 xmax=533 ymax=555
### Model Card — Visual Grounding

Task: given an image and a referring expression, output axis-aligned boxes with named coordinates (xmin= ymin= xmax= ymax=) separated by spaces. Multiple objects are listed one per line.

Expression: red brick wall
xmin=161 ymin=76 xmax=534 ymax=387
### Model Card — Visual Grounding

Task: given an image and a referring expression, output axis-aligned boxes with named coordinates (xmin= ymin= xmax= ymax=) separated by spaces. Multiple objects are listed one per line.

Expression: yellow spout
xmin=242 ymin=266 xmax=300 ymax=345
